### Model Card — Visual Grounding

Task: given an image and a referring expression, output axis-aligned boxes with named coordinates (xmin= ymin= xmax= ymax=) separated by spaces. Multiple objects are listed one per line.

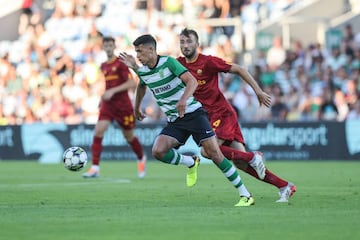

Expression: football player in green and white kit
xmin=119 ymin=34 xmax=254 ymax=206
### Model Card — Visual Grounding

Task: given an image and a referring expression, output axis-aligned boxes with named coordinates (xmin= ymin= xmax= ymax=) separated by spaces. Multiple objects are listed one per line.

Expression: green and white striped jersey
xmin=137 ymin=56 xmax=202 ymax=122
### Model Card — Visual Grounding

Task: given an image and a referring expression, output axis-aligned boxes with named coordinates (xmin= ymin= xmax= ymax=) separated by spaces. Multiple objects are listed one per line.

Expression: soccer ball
xmin=62 ymin=146 xmax=88 ymax=171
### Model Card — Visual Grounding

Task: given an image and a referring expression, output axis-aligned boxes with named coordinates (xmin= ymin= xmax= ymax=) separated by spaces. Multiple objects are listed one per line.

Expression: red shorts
xmin=208 ymin=109 xmax=245 ymax=145
xmin=98 ymin=101 xmax=135 ymax=130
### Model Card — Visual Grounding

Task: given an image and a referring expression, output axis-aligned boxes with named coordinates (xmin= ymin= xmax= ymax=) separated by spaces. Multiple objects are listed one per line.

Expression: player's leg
xmin=122 ymin=128 xmax=143 ymax=159
xmin=116 ymin=109 xmax=147 ymax=178
xmin=209 ymin=110 xmax=296 ymax=202
xmin=152 ymin=134 xmax=195 ymax=167
xmin=83 ymin=120 xmax=111 ymax=178
xmin=220 ymin=144 xmax=266 ymax=180
xmin=200 ymin=137 xmax=254 ymax=206
xmin=153 ymin=126 xmax=199 ymax=187
xmin=191 ymin=109 xmax=253 ymax=206
xmin=210 ymin=115 xmax=266 ymax=179
xmin=122 ymin=128 xmax=147 ymax=178
xmin=228 ymin=141 xmax=296 ymax=202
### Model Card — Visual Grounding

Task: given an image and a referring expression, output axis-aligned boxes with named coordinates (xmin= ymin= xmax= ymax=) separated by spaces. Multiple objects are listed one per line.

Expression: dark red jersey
xmin=178 ymin=54 xmax=244 ymax=144
xmin=100 ymin=57 xmax=132 ymax=105
xmin=177 ymin=54 xmax=232 ymax=115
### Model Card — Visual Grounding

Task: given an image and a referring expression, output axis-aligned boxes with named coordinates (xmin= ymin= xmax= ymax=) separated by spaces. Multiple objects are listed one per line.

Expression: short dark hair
xmin=133 ymin=34 xmax=157 ymax=49
xmin=180 ymin=28 xmax=199 ymax=43
xmin=102 ymin=36 xmax=115 ymax=43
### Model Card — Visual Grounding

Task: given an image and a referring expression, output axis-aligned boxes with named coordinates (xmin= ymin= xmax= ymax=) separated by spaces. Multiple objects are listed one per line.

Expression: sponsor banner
xmin=0 ymin=123 xmax=163 ymax=163
xmin=0 ymin=121 xmax=359 ymax=162
xmin=241 ymin=122 xmax=355 ymax=160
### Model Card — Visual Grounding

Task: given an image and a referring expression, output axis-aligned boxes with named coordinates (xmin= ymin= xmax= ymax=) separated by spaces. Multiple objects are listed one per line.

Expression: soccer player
xmin=177 ymin=28 xmax=296 ymax=203
xmin=119 ymin=34 xmax=255 ymax=206
xmin=83 ymin=36 xmax=147 ymax=179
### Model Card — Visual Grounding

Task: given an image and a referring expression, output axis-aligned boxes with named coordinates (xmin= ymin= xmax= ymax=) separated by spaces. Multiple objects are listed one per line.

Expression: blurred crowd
xmin=0 ymin=0 xmax=360 ymax=126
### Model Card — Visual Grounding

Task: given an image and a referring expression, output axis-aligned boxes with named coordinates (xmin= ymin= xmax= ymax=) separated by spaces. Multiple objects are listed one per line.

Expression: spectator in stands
xmin=292 ymin=39 xmax=306 ymax=65
xmin=64 ymin=102 xmax=83 ymax=125
xmin=274 ymin=62 xmax=292 ymax=94
xmin=285 ymin=86 xmax=301 ymax=121
xmin=318 ymin=87 xmax=338 ymax=121
xmin=297 ymin=87 xmax=316 ymax=121
xmin=259 ymin=63 xmax=275 ymax=87
xmin=333 ymin=66 xmax=351 ymax=93
xmin=350 ymin=49 xmax=360 ymax=90
xmin=270 ymin=84 xmax=288 ymax=121
xmin=343 ymin=79 xmax=359 ymax=108
xmin=347 ymin=99 xmax=360 ymax=120
xmin=232 ymin=82 xmax=260 ymax=122
xmin=0 ymin=104 xmax=7 ymax=125
xmin=18 ymin=0 xmax=41 ymax=35
xmin=0 ymin=53 xmax=16 ymax=83
xmin=342 ymin=24 xmax=355 ymax=60
xmin=266 ymin=36 xmax=286 ymax=70
xmin=334 ymin=89 xmax=350 ymax=121
xmin=1 ymin=0 xmax=360 ymax=125
xmin=229 ymin=0 xmax=244 ymax=17
xmin=240 ymin=0 xmax=261 ymax=38
xmin=325 ymin=46 xmax=348 ymax=72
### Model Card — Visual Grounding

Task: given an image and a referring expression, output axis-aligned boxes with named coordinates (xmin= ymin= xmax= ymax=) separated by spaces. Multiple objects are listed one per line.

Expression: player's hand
xmin=118 ymin=52 xmax=138 ymax=70
xmin=134 ymin=109 xmax=146 ymax=121
xmin=102 ymin=89 xmax=114 ymax=101
xmin=257 ymin=91 xmax=272 ymax=108
xmin=176 ymin=98 xmax=187 ymax=118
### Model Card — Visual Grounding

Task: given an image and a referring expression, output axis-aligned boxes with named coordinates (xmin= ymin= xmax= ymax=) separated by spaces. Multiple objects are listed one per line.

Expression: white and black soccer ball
xmin=63 ymin=146 xmax=88 ymax=171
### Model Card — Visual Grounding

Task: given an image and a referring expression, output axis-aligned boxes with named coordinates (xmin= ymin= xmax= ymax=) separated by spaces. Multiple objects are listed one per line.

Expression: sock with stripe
xmin=217 ymin=158 xmax=251 ymax=197
xmin=159 ymin=149 xmax=195 ymax=167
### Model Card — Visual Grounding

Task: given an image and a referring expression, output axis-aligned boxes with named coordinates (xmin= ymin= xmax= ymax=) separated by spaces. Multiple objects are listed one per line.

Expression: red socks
xmin=219 ymin=145 xmax=288 ymax=189
xmin=129 ymin=137 xmax=144 ymax=160
xmin=245 ymin=167 xmax=288 ymax=188
xmin=220 ymin=145 xmax=254 ymax=162
xmin=91 ymin=136 xmax=144 ymax=165
xmin=91 ymin=136 xmax=103 ymax=165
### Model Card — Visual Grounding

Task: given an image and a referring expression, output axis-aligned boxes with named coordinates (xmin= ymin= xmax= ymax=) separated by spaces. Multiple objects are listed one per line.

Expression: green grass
xmin=0 ymin=160 xmax=359 ymax=240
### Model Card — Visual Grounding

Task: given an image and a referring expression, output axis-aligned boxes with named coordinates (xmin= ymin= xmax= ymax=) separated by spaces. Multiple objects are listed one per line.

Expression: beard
xmin=182 ymin=48 xmax=196 ymax=59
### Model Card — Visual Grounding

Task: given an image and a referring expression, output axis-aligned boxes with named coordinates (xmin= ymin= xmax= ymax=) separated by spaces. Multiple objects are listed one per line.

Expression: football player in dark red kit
xmin=83 ymin=36 xmax=147 ymax=178
xmin=177 ymin=28 xmax=296 ymax=202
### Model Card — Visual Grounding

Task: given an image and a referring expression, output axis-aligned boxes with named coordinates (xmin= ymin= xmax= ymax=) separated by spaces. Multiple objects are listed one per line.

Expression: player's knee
xmin=124 ymin=135 xmax=134 ymax=143
xmin=152 ymin=145 xmax=165 ymax=160
xmin=205 ymin=149 xmax=223 ymax=164
xmin=122 ymin=130 xmax=135 ymax=142
xmin=94 ymin=131 xmax=104 ymax=138
xmin=200 ymin=148 xmax=209 ymax=158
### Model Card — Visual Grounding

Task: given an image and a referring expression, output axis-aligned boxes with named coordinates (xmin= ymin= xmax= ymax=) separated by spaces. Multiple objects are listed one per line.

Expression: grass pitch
xmin=0 ymin=160 xmax=359 ymax=240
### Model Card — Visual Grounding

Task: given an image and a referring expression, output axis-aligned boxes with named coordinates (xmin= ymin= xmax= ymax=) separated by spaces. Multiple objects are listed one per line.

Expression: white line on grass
xmin=0 ymin=178 xmax=131 ymax=188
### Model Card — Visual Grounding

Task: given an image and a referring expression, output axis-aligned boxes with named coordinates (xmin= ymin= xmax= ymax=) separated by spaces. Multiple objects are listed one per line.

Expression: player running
xmin=120 ymin=34 xmax=255 ymax=206
xmin=177 ymin=28 xmax=296 ymax=203
xmin=83 ymin=36 xmax=147 ymax=179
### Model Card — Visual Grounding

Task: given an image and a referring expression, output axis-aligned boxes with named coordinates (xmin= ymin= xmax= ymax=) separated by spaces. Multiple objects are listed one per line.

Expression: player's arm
xmin=102 ymin=74 xmax=136 ymax=101
xmin=118 ymin=52 xmax=139 ymax=71
xmin=134 ymin=83 xmax=147 ymax=121
xmin=178 ymin=71 xmax=198 ymax=118
xmin=229 ymin=64 xmax=272 ymax=108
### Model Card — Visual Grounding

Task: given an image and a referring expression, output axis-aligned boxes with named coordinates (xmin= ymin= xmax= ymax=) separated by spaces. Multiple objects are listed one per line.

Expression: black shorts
xmin=160 ymin=107 xmax=215 ymax=146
